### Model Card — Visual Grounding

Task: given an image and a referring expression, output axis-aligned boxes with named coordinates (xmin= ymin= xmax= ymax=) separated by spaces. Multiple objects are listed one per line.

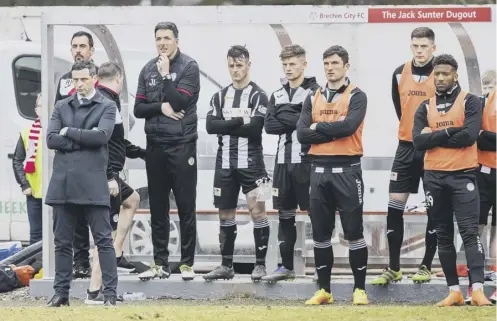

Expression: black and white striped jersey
xmin=206 ymin=81 xmax=268 ymax=170
xmin=264 ymin=77 xmax=319 ymax=164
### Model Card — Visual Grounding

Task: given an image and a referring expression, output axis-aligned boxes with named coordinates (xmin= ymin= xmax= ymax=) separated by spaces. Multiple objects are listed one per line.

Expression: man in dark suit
xmin=54 ymin=31 xmax=97 ymax=278
xmin=45 ymin=60 xmax=118 ymax=307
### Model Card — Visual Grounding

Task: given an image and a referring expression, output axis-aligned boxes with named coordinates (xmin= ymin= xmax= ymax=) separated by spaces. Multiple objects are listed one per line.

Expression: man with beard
xmin=134 ymin=22 xmax=200 ymax=281
xmin=55 ymin=31 xmax=96 ymax=103
xmin=263 ymin=44 xmax=319 ymax=282
xmin=412 ymin=54 xmax=491 ymax=307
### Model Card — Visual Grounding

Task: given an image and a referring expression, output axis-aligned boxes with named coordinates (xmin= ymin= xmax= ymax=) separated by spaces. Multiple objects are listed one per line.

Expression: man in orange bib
xmin=373 ymin=27 xmax=437 ymax=286
xmin=297 ymin=45 xmax=368 ymax=306
xmin=474 ymin=87 xmax=496 ymax=304
xmin=412 ymin=54 xmax=491 ymax=307
xmin=474 ymin=71 xmax=495 ymax=250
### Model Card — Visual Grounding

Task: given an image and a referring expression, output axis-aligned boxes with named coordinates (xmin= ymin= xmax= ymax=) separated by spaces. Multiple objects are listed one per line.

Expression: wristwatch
xmin=162 ymin=73 xmax=172 ymax=80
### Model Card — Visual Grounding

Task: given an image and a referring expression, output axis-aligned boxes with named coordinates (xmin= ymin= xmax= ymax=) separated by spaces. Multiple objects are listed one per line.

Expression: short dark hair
xmin=227 ymin=45 xmax=250 ymax=60
xmin=322 ymin=45 xmax=349 ymax=64
xmin=432 ymin=54 xmax=458 ymax=71
xmin=411 ymin=27 xmax=435 ymax=41
xmin=98 ymin=62 xmax=122 ymax=80
xmin=154 ymin=21 xmax=179 ymax=39
xmin=279 ymin=44 xmax=306 ymax=59
xmin=71 ymin=31 xmax=94 ymax=48
xmin=71 ymin=60 xmax=97 ymax=76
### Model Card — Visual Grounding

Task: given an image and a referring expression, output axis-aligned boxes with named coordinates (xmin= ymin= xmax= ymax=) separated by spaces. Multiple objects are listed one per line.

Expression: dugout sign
xmin=368 ymin=7 xmax=492 ymax=23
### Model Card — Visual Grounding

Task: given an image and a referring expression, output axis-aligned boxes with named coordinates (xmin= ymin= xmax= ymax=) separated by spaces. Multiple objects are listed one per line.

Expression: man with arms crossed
xmin=45 ymin=60 xmax=118 ymax=307
xmin=297 ymin=45 xmax=369 ymax=305
xmin=85 ymin=62 xmax=145 ymax=304
xmin=54 ymin=31 xmax=96 ymax=279
xmin=412 ymin=54 xmax=491 ymax=307
xmin=263 ymin=44 xmax=319 ymax=282
xmin=372 ymin=27 xmax=438 ymax=285
xmin=204 ymin=45 xmax=271 ymax=282
xmin=439 ymin=71 xmax=497 ymax=291
xmin=134 ymin=22 xmax=200 ymax=281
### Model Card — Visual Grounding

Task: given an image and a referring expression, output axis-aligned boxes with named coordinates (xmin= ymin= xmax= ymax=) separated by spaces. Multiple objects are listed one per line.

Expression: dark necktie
xmin=80 ymin=98 xmax=91 ymax=105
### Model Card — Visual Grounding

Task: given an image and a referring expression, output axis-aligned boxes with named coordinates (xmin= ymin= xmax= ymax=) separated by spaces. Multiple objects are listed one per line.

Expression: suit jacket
xmin=45 ymin=90 xmax=116 ymax=207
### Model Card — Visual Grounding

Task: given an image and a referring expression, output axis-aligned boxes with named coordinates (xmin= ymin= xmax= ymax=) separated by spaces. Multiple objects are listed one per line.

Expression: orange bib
xmin=308 ymin=85 xmax=364 ymax=156
xmin=478 ymin=89 xmax=496 ymax=169
xmin=424 ymin=91 xmax=478 ymax=171
xmin=398 ymin=61 xmax=435 ymax=142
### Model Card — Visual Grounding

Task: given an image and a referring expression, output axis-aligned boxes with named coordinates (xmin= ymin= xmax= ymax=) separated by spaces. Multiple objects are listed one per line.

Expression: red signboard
xmin=368 ymin=7 xmax=492 ymax=23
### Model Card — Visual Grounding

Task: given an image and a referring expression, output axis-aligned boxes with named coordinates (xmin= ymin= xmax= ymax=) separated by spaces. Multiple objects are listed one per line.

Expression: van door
xmin=5 ymin=54 xmax=71 ymax=242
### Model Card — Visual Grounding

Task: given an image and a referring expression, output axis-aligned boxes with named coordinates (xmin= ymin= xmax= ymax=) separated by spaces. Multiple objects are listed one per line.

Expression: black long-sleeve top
xmin=98 ymin=85 xmax=145 ymax=180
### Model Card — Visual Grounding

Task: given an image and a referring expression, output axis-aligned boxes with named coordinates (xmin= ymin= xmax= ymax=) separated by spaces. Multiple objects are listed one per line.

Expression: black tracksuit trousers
xmin=423 ymin=170 xmax=485 ymax=286
xmin=145 ymin=142 xmax=197 ymax=267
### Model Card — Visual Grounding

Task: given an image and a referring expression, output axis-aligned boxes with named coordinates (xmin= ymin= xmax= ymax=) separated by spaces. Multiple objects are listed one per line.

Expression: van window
xmin=13 ymin=55 xmax=72 ymax=120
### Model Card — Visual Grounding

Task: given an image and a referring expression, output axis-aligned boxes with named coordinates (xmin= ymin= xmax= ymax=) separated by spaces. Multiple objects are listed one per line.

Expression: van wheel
xmin=129 ymin=218 xmax=180 ymax=256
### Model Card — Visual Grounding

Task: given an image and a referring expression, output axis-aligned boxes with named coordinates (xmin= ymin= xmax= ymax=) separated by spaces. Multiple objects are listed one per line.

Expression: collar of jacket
xmin=412 ymin=56 xmax=434 ymax=69
xmin=324 ymin=77 xmax=351 ymax=94
xmin=155 ymin=48 xmax=182 ymax=67
xmin=170 ymin=48 xmax=181 ymax=66
xmin=68 ymin=90 xmax=104 ymax=108
xmin=281 ymin=76 xmax=318 ymax=91
xmin=435 ymin=82 xmax=461 ymax=99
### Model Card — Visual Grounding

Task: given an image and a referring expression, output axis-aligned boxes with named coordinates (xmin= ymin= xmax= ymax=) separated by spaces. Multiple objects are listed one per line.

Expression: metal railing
xmin=123 ymin=210 xmax=496 ymax=274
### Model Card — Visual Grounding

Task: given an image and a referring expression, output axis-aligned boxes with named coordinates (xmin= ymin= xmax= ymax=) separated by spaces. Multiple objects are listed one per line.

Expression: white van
xmin=0 ymin=40 xmax=73 ymax=242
